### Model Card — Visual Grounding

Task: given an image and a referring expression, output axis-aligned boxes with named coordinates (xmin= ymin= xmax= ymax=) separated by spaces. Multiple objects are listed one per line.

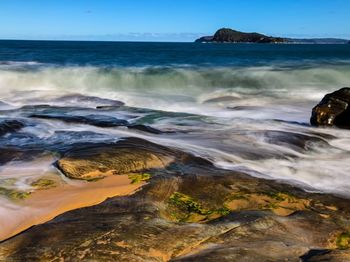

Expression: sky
xmin=0 ymin=0 xmax=349 ymax=41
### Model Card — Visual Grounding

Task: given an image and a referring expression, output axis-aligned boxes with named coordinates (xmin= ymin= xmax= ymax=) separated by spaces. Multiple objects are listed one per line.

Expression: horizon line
xmin=0 ymin=36 xmax=349 ymax=43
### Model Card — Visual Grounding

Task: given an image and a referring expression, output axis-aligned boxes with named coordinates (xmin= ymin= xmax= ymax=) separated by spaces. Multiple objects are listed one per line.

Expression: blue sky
xmin=0 ymin=0 xmax=349 ymax=41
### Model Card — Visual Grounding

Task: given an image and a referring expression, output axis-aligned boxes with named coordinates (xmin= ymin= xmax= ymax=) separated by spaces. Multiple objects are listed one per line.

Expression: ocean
xmin=1 ymin=40 xmax=350 ymax=202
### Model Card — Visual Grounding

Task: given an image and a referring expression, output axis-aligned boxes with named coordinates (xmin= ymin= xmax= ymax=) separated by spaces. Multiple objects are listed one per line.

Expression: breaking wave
xmin=1 ymin=64 xmax=350 ymax=107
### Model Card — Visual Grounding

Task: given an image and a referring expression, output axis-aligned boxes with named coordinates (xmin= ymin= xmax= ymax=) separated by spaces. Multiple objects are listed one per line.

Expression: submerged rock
xmin=127 ymin=124 xmax=174 ymax=134
xmin=311 ymin=87 xmax=350 ymax=128
xmin=203 ymin=95 xmax=240 ymax=103
xmin=256 ymin=130 xmax=330 ymax=153
xmin=54 ymin=94 xmax=125 ymax=107
xmin=27 ymin=105 xmax=167 ymax=134
xmin=30 ymin=113 xmax=129 ymax=127
xmin=0 ymin=120 xmax=25 ymax=136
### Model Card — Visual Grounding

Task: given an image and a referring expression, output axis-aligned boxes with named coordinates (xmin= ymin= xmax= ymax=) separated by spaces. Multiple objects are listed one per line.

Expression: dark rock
xmin=195 ymin=28 xmax=349 ymax=44
xmin=30 ymin=113 xmax=129 ymax=127
xmin=0 ymin=120 xmax=25 ymax=136
xmin=300 ymin=249 xmax=332 ymax=261
xmin=203 ymin=96 xmax=240 ymax=103
xmin=227 ymin=105 xmax=263 ymax=110
xmin=31 ymin=113 xmax=170 ymax=134
xmin=0 ymin=147 xmax=44 ymax=165
xmin=195 ymin=28 xmax=285 ymax=43
xmin=256 ymin=130 xmax=330 ymax=152
xmin=300 ymin=249 xmax=350 ymax=261
xmin=127 ymin=124 xmax=172 ymax=134
xmin=310 ymin=87 xmax=350 ymax=128
xmin=194 ymin=36 xmax=214 ymax=43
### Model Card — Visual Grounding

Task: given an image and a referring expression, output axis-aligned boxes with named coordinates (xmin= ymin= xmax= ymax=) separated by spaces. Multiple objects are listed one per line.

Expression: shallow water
xmin=1 ymin=40 xmax=350 ymax=202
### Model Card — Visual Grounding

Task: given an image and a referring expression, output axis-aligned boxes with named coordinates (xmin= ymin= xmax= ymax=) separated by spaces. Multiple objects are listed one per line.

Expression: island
xmin=195 ymin=28 xmax=350 ymax=44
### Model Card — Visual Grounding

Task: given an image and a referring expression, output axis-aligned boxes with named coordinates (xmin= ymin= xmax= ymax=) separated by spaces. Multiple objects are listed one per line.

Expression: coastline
xmin=1 ymin=41 xmax=350 ymax=260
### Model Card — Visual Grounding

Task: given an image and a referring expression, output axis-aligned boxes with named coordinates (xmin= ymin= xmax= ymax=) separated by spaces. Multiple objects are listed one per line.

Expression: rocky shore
xmin=1 ymin=136 xmax=350 ymax=261
xmin=0 ymin=91 xmax=350 ymax=261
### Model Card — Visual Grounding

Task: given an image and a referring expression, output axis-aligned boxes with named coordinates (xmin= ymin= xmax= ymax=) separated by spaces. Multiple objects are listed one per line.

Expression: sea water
xmin=1 ymin=40 xmax=350 ymax=197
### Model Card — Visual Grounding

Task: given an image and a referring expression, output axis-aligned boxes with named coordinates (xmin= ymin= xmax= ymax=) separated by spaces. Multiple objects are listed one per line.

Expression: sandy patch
xmin=0 ymin=175 xmax=144 ymax=241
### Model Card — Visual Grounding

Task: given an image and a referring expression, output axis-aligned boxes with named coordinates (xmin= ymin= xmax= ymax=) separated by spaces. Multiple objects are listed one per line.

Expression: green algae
xmin=168 ymin=192 xmax=230 ymax=222
xmin=0 ymin=178 xmax=17 ymax=187
xmin=128 ymin=173 xmax=152 ymax=184
xmin=0 ymin=187 xmax=31 ymax=200
xmin=224 ymin=191 xmax=310 ymax=217
xmin=336 ymin=232 xmax=350 ymax=249
xmin=31 ymin=178 xmax=56 ymax=190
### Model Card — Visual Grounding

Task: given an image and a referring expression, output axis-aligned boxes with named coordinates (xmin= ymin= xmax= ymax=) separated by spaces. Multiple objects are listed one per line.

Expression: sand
xmin=0 ymin=175 xmax=144 ymax=241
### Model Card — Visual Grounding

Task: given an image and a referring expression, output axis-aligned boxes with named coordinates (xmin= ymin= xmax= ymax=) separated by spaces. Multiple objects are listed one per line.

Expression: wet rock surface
xmin=0 ymin=120 xmax=25 ymax=136
xmin=0 ymin=147 xmax=42 ymax=165
xmin=56 ymin=137 xmax=176 ymax=180
xmin=30 ymin=112 xmax=129 ymax=127
xmin=19 ymin=104 xmax=170 ymax=134
xmin=254 ymin=130 xmax=331 ymax=153
xmin=311 ymin=87 xmax=350 ymax=129
xmin=1 ymin=138 xmax=350 ymax=261
xmin=54 ymin=94 xmax=125 ymax=108
xmin=1 ymin=95 xmax=350 ymax=261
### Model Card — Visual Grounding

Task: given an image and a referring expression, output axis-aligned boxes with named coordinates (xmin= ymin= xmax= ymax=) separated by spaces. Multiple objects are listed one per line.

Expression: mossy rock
xmin=31 ymin=178 xmax=56 ymax=190
xmin=167 ymin=192 xmax=230 ymax=222
xmin=224 ymin=191 xmax=310 ymax=216
xmin=128 ymin=173 xmax=152 ymax=184
xmin=0 ymin=178 xmax=17 ymax=187
xmin=336 ymin=232 xmax=350 ymax=249
xmin=56 ymin=141 xmax=173 ymax=181
xmin=0 ymin=187 xmax=31 ymax=200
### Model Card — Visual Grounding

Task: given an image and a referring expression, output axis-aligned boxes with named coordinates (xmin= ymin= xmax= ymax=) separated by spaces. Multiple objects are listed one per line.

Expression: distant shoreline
xmin=0 ymin=39 xmax=349 ymax=44
xmin=195 ymin=28 xmax=350 ymax=44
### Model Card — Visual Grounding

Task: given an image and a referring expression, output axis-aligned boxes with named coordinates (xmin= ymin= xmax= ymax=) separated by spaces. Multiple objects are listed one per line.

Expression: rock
xmin=310 ymin=87 xmax=350 ymax=128
xmin=254 ymin=130 xmax=330 ymax=153
xmin=30 ymin=113 xmax=129 ymax=127
xmin=203 ymin=96 xmax=240 ymax=103
xmin=0 ymin=120 xmax=25 ymax=136
xmin=195 ymin=28 xmax=285 ymax=43
xmin=1 ymin=136 xmax=350 ymax=261
xmin=2 ymin=157 xmax=350 ymax=261
xmin=194 ymin=36 xmax=214 ymax=43
xmin=0 ymin=187 xmax=31 ymax=200
xmin=127 ymin=124 xmax=173 ymax=134
xmin=300 ymin=249 xmax=350 ymax=261
xmin=56 ymin=137 xmax=175 ymax=180
xmin=31 ymin=178 xmax=57 ymax=190
xmin=195 ymin=28 xmax=349 ymax=44
xmin=27 ymin=105 xmax=168 ymax=134
xmin=0 ymin=147 xmax=48 ymax=165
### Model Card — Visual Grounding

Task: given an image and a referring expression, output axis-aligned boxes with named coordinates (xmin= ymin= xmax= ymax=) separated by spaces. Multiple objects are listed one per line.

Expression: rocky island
xmin=196 ymin=28 xmax=350 ymax=44
xmin=195 ymin=28 xmax=285 ymax=43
